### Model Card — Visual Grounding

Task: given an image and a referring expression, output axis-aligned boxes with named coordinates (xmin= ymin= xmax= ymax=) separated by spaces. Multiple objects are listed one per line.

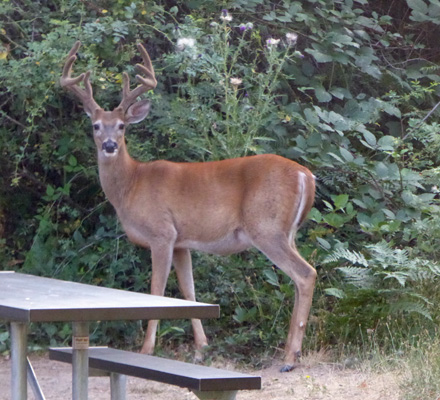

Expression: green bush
xmin=1 ymin=0 xmax=440 ymax=360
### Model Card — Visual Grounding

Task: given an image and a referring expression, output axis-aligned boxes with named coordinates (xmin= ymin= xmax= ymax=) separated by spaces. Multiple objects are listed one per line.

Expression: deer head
xmin=60 ymin=41 xmax=157 ymax=158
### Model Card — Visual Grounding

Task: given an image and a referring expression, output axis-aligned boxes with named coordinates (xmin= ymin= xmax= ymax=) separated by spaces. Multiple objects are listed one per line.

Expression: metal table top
xmin=0 ymin=272 xmax=219 ymax=323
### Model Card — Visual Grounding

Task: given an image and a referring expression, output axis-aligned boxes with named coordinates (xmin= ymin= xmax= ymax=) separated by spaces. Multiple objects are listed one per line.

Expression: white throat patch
xmin=102 ymin=149 xmax=119 ymax=157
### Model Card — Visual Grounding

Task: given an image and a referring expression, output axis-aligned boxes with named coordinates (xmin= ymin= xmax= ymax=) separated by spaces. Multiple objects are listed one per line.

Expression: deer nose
xmin=102 ymin=140 xmax=118 ymax=153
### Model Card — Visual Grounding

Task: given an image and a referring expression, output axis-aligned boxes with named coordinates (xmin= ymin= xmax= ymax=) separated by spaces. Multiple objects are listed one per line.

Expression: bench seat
xmin=49 ymin=347 xmax=261 ymax=400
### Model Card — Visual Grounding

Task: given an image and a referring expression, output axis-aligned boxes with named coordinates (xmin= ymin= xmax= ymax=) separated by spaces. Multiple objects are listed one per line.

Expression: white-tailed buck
xmin=61 ymin=41 xmax=316 ymax=372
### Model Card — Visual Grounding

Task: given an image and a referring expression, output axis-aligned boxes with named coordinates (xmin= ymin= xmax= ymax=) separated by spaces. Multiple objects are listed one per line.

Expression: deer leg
xmin=173 ymin=248 xmax=208 ymax=357
xmin=140 ymin=243 xmax=174 ymax=354
xmin=254 ymin=234 xmax=316 ymax=372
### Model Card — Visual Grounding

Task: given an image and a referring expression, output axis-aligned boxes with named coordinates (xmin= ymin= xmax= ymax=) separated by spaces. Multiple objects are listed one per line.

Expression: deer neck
xmin=97 ymin=143 xmax=137 ymax=209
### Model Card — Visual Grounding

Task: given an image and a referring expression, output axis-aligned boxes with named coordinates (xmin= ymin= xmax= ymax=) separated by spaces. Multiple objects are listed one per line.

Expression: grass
xmin=328 ymin=329 xmax=440 ymax=400
xmin=398 ymin=336 xmax=440 ymax=400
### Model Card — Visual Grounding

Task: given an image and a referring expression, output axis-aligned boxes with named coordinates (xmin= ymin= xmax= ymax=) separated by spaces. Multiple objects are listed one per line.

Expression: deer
xmin=60 ymin=41 xmax=316 ymax=372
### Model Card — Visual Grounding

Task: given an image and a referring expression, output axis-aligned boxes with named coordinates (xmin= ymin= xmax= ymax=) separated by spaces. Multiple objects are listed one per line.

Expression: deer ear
xmin=125 ymin=100 xmax=151 ymax=125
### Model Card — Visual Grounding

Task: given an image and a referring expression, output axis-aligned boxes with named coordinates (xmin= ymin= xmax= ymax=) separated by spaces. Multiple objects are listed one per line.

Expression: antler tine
xmin=60 ymin=41 xmax=100 ymax=115
xmin=117 ymin=43 xmax=157 ymax=112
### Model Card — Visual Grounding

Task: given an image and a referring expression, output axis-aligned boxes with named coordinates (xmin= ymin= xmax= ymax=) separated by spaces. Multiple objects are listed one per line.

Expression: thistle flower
xmin=285 ymin=32 xmax=298 ymax=46
xmin=239 ymin=22 xmax=254 ymax=31
xmin=176 ymin=37 xmax=196 ymax=51
xmin=230 ymin=77 xmax=242 ymax=86
xmin=266 ymin=38 xmax=280 ymax=47
xmin=220 ymin=9 xmax=233 ymax=22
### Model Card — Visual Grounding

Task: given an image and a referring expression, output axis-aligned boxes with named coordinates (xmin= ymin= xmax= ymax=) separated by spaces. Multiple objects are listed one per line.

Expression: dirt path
xmin=0 ymin=352 xmax=402 ymax=400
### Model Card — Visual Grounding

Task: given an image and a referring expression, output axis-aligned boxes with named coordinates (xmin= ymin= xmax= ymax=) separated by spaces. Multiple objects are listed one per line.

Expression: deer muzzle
xmin=102 ymin=140 xmax=118 ymax=155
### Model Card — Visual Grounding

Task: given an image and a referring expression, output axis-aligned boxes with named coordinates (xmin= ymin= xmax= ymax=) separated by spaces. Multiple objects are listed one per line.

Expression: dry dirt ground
xmin=0 ymin=351 xmax=402 ymax=400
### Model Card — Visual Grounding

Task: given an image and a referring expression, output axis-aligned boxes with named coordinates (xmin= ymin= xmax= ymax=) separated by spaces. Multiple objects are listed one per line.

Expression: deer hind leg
xmin=254 ymin=234 xmax=316 ymax=372
xmin=140 ymin=243 xmax=174 ymax=354
xmin=173 ymin=248 xmax=208 ymax=358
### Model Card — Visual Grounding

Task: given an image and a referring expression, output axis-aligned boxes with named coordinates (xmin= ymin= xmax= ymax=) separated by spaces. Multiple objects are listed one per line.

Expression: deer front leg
xmin=140 ymin=243 xmax=174 ymax=355
xmin=173 ymin=248 xmax=208 ymax=358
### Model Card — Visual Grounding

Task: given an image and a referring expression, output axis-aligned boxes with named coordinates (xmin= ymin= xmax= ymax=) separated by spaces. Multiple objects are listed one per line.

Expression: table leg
xmin=110 ymin=373 xmax=127 ymax=400
xmin=72 ymin=322 xmax=89 ymax=400
xmin=11 ymin=322 xmax=28 ymax=400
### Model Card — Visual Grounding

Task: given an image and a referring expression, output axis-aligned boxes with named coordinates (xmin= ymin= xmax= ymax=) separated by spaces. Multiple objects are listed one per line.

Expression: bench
xmin=49 ymin=347 xmax=261 ymax=400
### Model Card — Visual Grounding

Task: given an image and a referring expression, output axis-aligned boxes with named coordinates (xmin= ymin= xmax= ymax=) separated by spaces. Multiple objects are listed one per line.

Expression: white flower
xmin=266 ymin=38 xmax=280 ymax=47
xmin=220 ymin=10 xmax=233 ymax=22
xmin=285 ymin=32 xmax=298 ymax=46
xmin=220 ymin=15 xmax=233 ymax=22
xmin=176 ymin=37 xmax=196 ymax=51
xmin=230 ymin=77 xmax=242 ymax=86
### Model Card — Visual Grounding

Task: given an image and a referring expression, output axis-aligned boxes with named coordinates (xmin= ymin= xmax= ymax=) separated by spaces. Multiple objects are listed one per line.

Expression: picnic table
xmin=0 ymin=271 xmax=219 ymax=400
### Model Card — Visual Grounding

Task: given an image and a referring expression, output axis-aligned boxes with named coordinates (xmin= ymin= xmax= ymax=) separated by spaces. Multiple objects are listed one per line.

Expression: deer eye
xmin=118 ymin=123 xmax=125 ymax=130
xmin=93 ymin=123 xmax=100 ymax=130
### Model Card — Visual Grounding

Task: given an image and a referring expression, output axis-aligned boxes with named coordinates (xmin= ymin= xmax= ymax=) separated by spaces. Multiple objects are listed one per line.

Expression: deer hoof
xmin=194 ymin=349 xmax=205 ymax=363
xmin=280 ymin=363 xmax=295 ymax=373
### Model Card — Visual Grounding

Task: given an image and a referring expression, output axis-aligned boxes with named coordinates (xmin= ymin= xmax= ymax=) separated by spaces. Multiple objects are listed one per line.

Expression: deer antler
xmin=60 ymin=41 xmax=100 ymax=115
xmin=117 ymin=43 xmax=157 ymax=112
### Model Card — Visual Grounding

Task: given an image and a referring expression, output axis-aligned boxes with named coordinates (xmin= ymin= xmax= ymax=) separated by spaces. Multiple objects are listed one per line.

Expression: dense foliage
xmin=1 ymin=0 xmax=440 ymax=366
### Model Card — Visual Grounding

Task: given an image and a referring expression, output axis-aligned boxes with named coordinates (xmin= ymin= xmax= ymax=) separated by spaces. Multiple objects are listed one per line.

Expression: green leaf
xmin=305 ymin=48 xmax=333 ymax=63
xmin=352 ymin=199 xmax=367 ymax=209
xmin=233 ymin=306 xmax=256 ymax=323
xmin=382 ymin=208 xmax=396 ymax=219
xmin=315 ymin=86 xmax=332 ymax=102
xmin=340 ymin=147 xmax=354 ymax=162
xmin=402 ymin=190 xmax=417 ymax=206
xmin=158 ymin=326 xmax=185 ymax=338
xmin=362 ymin=64 xmax=382 ymax=79
xmin=375 ymin=162 xmax=389 ymax=178
xmin=429 ymin=1 xmax=440 ymax=17
xmin=263 ymin=12 xmax=275 ymax=21
xmin=46 ymin=185 xmax=55 ymax=196
xmin=333 ymin=194 xmax=349 ymax=210
xmin=68 ymin=155 xmax=78 ymax=167
xmin=357 ymin=213 xmax=373 ymax=228
xmin=407 ymin=0 xmax=429 ymax=14
xmin=324 ymin=288 xmax=346 ymax=299
xmin=0 ymin=331 xmax=9 ymax=342
xmin=324 ymin=213 xmax=346 ymax=228
xmin=327 ymin=152 xmax=344 ymax=163
xmin=362 ymin=130 xmax=377 ymax=146
xmin=263 ymin=268 xmax=280 ymax=287
xmin=277 ymin=13 xmax=293 ymax=22
xmin=382 ymin=102 xmax=402 ymax=118
xmin=304 ymin=108 xmax=319 ymax=124
xmin=329 ymin=87 xmax=352 ymax=100
xmin=377 ymin=135 xmax=396 ymax=151
xmin=308 ymin=207 xmax=322 ymax=223
xmin=316 ymin=237 xmax=331 ymax=250
xmin=73 ymin=230 xmax=85 ymax=245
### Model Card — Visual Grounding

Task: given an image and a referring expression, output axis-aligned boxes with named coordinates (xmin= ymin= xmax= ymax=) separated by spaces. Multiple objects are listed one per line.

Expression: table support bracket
xmin=27 ymin=358 xmax=46 ymax=400
xmin=193 ymin=390 xmax=238 ymax=400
